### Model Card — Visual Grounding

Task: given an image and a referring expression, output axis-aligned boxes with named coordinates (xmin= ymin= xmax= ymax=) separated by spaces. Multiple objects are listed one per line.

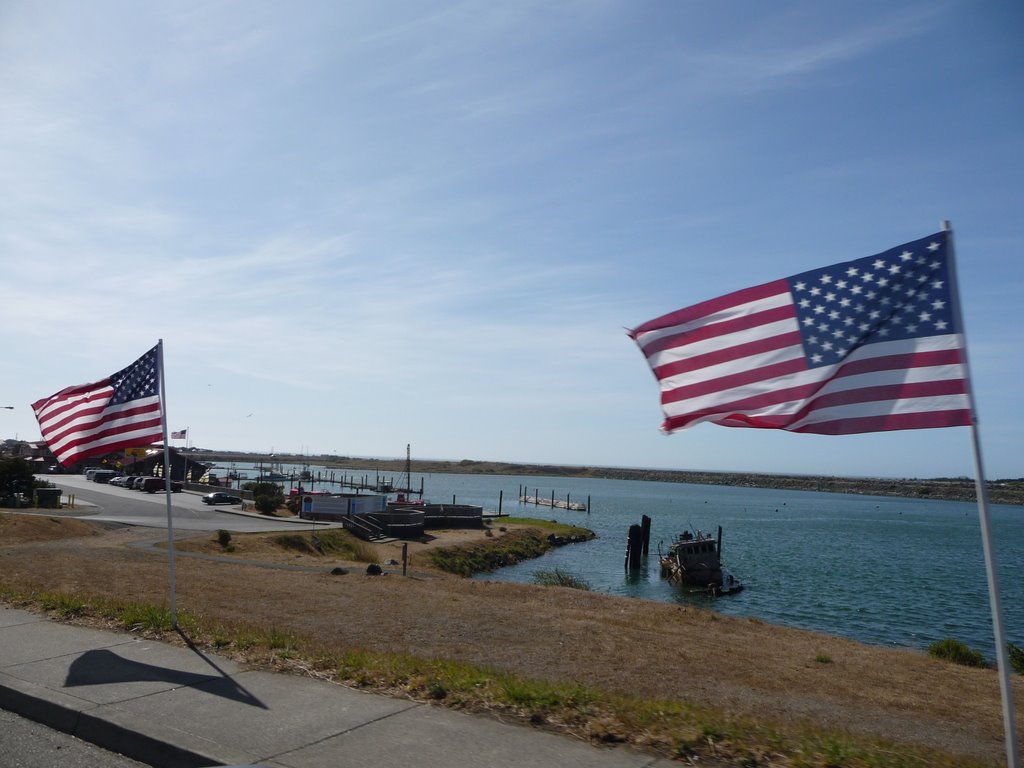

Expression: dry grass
xmin=1 ymin=512 xmax=1020 ymax=766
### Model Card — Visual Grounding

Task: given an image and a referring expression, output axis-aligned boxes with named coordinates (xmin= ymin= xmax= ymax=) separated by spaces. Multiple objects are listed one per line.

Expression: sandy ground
xmin=1 ymin=512 xmax=1020 ymax=765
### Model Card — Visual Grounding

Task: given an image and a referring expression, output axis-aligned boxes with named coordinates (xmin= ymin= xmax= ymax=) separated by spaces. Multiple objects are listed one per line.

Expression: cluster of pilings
xmin=517 ymin=485 xmax=589 ymax=512
xmin=624 ymin=514 xmax=652 ymax=570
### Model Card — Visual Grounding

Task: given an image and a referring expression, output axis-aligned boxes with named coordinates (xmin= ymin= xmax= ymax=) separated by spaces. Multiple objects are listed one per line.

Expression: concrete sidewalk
xmin=0 ymin=606 xmax=672 ymax=768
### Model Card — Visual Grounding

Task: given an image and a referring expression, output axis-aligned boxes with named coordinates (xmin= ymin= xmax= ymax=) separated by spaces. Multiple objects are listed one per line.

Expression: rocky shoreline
xmin=199 ymin=450 xmax=1024 ymax=506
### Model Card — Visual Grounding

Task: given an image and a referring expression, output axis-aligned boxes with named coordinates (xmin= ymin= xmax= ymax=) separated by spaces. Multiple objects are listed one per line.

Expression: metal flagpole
xmin=156 ymin=340 xmax=178 ymax=628
xmin=944 ymin=222 xmax=1019 ymax=768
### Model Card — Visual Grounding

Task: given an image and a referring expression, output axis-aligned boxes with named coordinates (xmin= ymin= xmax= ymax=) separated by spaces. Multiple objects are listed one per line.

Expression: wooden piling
xmin=641 ymin=514 xmax=651 ymax=556
xmin=626 ymin=524 xmax=643 ymax=570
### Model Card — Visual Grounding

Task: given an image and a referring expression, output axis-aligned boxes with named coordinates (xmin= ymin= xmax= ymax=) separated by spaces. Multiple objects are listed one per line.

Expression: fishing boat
xmin=659 ymin=526 xmax=743 ymax=595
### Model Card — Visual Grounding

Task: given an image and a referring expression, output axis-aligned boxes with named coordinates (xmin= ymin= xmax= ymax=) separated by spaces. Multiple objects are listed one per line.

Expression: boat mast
xmin=400 ymin=444 xmax=411 ymax=496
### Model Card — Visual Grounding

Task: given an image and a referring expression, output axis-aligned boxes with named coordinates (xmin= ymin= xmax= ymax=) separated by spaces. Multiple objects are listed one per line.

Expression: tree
xmin=243 ymin=481 xmax=285 ymax=516
xmin=0 ymin=457 xmax=44 ymax=506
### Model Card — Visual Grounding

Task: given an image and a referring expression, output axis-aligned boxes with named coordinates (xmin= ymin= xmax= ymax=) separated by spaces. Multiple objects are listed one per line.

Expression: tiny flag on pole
xmin=171 ymin=429 xmax=187 ymax=440
xmin=32 ymin=345 xmax=164 ymax=466
xmin=628 ymin=231 xmax=972 ymax=435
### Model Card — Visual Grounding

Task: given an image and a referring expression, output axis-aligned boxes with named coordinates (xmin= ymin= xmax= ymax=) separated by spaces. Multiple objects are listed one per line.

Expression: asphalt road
xmin=0 ymin=708 xmax=147 ymax=768
xmin=37 ymin=474 xmax=334 ymax=534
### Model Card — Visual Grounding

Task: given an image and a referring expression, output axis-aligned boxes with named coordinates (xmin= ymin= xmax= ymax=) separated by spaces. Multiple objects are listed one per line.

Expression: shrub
xmin=927 ymin=638 xmax=988 ymax=668
xmin=533 ymin=567 xmax=591 ymax=591
xmin=216 ymin=529 xmax=232 ymax=549
xmin=0 ymin=457 xmax=43 ymax=506
xmin=1009 ymin=643 xmax=1024 ymax=675
xmin=247 ymin=482 xmax=285 ymax=515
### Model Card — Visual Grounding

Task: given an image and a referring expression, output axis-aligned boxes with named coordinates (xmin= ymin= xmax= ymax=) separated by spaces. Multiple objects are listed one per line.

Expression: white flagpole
xmin=944 ymin=222 xmax=1019 ymax=768
xmin=156 ymin=340 xmax=178 ymax=628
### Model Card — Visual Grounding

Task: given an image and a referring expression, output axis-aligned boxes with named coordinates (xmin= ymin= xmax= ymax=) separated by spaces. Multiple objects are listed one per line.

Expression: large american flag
xmin=32 ymin=345 xmax=164 ymax=466
xmin=629 ymin=231 xmax=973 ymax=435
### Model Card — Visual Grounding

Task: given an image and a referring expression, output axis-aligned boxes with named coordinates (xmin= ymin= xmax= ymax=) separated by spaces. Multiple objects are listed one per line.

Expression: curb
xmin=0 ymin=674 xmax=230 ymax=768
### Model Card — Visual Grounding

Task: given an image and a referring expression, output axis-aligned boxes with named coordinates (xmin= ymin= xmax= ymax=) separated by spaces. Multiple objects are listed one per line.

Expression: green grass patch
xmin=501 ymin=517 xmax=593 ymax=536
xmin=429 ymin=522 xmax=594 ymax=577
xmin=37 ymin=592 xmax=88 ymax=618
xmin=115 ymin=603 xmax=179 ymax=633
xmin=429 ymin=529 xmax=550 ymax=576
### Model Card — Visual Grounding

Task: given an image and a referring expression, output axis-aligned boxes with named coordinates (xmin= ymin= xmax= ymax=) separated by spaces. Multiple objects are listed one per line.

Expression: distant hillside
xmin=196 ymin=450 xmax=1024 ymax=506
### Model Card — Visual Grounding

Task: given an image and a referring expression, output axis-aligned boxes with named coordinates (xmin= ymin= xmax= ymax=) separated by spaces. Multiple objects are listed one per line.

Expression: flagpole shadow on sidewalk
xmin=64 ymin=632 xmax=268 ymax=711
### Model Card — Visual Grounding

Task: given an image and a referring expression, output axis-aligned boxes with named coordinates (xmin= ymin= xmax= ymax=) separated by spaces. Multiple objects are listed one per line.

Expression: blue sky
xmin=2 ymin=1 xmax=1022 ymax=479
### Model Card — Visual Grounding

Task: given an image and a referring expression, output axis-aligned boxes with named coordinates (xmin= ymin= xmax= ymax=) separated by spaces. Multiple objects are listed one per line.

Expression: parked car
xmin=202 ymin=492 xmax=242 ymax=505
xmin=130 ymin=477 xmax=148 ymax=490
xmin=140 ymin=477 xmax=183 ymax=493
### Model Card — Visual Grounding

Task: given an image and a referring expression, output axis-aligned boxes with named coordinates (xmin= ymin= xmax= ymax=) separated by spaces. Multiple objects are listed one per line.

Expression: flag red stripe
xmin=653 ymin=329 xmax=803 ymax=381
xmin=791 ymin=410 xmax=973 ymax=434
xmin=661 ymin=356 xmax=808 ymax=405
xmin=661 ymin=365 xmax=969 ymax=432
xmin=659 ymin=345 xmax=964 ymax=410
xmin=54 ymin=412 xmax=163 ymax=453
xmin=640 ymin=302 xmax=795 ymax=359
xmin=629 ymin=279 xmax=788 ymax=339
xmin=825 ymin=347 xmax=964 ymax=378
xmin=772 ymin=381 xmax=969 ymax=432
xmin=43 ymin=401 xmax=160 ymax=448
xmin=33 ymin=386 xmax=113 ymax=429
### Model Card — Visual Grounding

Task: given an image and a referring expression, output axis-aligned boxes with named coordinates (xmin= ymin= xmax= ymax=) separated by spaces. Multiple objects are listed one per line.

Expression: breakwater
xmin=200 ymin=451 xmax=1024 ymax=505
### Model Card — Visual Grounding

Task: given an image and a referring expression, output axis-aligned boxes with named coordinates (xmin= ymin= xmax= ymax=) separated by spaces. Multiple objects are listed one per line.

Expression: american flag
xmin=32 ymin=345 xmax=164 ymax=466
xmin=171 ymin=429 xmax=187 ymax=440
xmin=629 ymin=231 xmax=973 ymax=435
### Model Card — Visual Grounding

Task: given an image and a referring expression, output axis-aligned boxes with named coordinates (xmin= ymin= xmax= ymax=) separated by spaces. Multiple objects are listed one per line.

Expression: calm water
xmin=214 ymin=463 xmax=1023 ymax=658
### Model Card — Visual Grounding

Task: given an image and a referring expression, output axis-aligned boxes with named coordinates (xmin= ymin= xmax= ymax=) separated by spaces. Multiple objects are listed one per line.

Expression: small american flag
xmin=171 ymin=429 xmax=187 ymax=440
xmin=32 ymin=345 xmax=164 ymax=466
xmin=629 ymin=231 xmax=972 ymax=435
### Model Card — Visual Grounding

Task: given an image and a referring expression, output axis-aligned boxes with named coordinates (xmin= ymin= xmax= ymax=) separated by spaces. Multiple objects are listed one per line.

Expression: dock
xmin=517 ymin=486 xmax=589 ymax=512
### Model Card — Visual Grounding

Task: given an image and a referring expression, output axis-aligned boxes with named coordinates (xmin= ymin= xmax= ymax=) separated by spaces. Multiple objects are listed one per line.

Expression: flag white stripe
xmin=44 ymin=396 xmax=162 ymax=452
xmin=35 ymin=390 xmax=114 ymax=427
xmin=786 ymin=394 xmax=972 ymax=431
xmin=645 ymin=316 xmax=801 ymax=371
xmin=660 ymin=335 xmax=965 ymax=421
xmin=634 ymin=291 xmax=793 ymax=351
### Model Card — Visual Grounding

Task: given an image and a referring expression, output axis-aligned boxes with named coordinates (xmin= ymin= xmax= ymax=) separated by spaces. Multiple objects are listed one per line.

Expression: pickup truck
xmin=140 ymin=477 xmax=183 ymax=493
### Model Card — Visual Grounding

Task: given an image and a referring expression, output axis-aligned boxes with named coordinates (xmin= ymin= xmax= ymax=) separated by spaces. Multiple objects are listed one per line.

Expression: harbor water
xmin=213 ymin=463 xmax=1023 ymax=658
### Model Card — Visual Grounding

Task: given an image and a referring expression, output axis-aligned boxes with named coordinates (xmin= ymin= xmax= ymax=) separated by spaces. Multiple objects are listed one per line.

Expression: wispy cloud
xmin=1 ymin=1 xmax=1019 ymax=477
xmin=668 ymin=5 xmax=945 ymax=94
